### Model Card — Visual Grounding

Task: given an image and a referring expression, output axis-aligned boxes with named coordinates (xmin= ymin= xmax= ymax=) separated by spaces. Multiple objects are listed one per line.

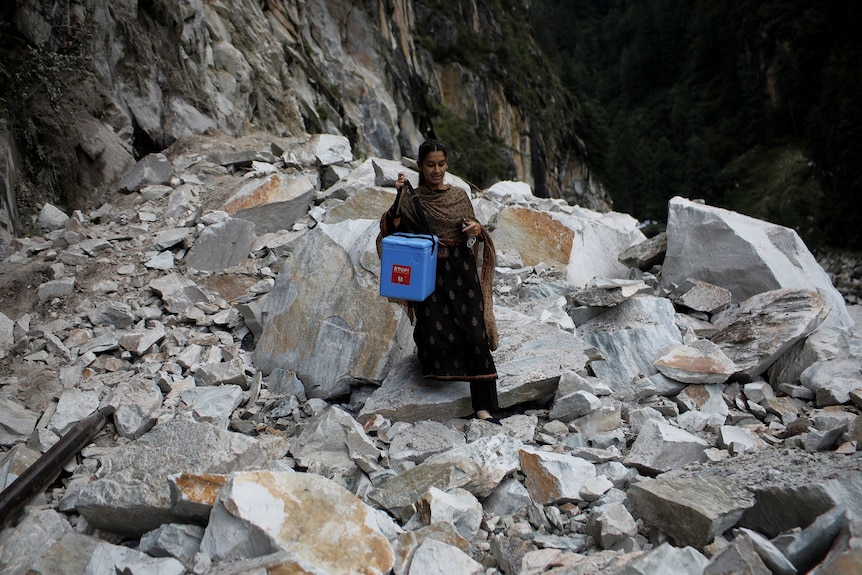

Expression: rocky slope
xmin=1 ymin=0 xmax=606 ymax=242
xmin=0 ymin=132 xmax=861 ymax=574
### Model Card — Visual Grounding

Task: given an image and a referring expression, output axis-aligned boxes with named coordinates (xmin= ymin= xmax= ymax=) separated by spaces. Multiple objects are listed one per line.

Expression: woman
xmin=377 ymin=140 xmax=501 ymax=424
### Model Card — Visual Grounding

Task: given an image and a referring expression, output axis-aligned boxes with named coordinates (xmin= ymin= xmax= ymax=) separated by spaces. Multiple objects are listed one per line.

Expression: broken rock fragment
xmin=628 ymin=475 xmax=755 ymax=548
xmin=623 ymin=419 xmax=709 ymax=475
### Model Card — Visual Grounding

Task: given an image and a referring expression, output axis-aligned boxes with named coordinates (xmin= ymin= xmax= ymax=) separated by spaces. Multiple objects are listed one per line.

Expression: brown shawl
xmin=376 ymin=184 xmax=499 ymax=350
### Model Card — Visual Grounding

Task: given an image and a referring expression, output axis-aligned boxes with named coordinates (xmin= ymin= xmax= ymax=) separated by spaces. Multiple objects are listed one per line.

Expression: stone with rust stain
xmin=493 ymin=207 xmax=574 ymax=267
xmin=200 ymin=470 xmax=394 ymax=574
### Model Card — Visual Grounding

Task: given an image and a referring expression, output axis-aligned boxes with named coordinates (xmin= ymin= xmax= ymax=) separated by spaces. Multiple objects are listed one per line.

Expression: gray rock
xmin=671 ymin=278 xmax=732 ymax=314
xmin=0 ymin=397 xmax=39 ymax=446
xmin=676 ymin=383 xmax=729 ymax=427
xmin=618 ymin=231 xmax=667 ymax=270
xmin=768 ymin=317 xmax=852 ymax=387
xmin=0 ymin=445 xmax=41 ymax=490
xmin=205 ymin=149 xmax=278 ymax=168
xmin=577 ymin=295 xmax=682 ymax=390
xmin=482 ymin=477 xmax=531 ymax=518
xmin=0 ymin=311 xmax=13 ymax=359
xmin=289 ymin=406 xmax=380 ymax=485
xmin=580 ymin=474 xmax=614 ymax=501
xmin=25 ymin=531 xmax=104 ymax=575
xmin=154 ymin=227 xmax=192 ymax=250
xmin=569 ymin=398 xmax=624 ymax=447
xmin=180 ymin=385 xmax=245 ymax=429
xmin=0 ymin=509 xmax=71 ymax=574
xmin=628 ymin=475 xmax=756 ymax=549
xmin=616 ymin=542 xmax=709 ymax=575
xmin=113 ymin=378 xmax=163 ymax=439
xmin=500 ymin=537 xmax=553 ymax=575
xmin=48 ymin=389 xmax=102 ymax=436
xmin=563 ymin=207 xmax=647 ymax=288
xmin=77 ymin=237 xmax=112 ymax=255
xmin=800 ymin=357 xmax=862 ymax=406
xmin=549 ymin=389 xmax=601 ymax=423
xmin=75 ymin=417 xmax=286 ymax=536
xmin=587 ymin=501 xmax=638 ymax=550
xmin=37 ymin=277 xmax=76 ymax=303
xmin=407 ymin=538 xmax=483 ymax=575
xmin=416 ymin=487 xmax=483 ymax=542
xmin=712 ymin=289 xmax=829 ymax=381
xmin=717 ymin=453 xmax=862 ymax=540
xmin=732 ymin=528 xmax=797 ymax=575
xmin=775 ymin=505 xmax=848 ymax=574
xmin=703 ymin=534 xmax=771 ymax=575
xmin=139 ymin=523 xmax=205 ymax=566
xmin=310 ymin=134 xmax=353 ymax=166
xmin=195 ymin=359 xmax=247 ymax=388
xmin=226 ymin=172 xmax=315 ymax=234
xmin=89 ymin=301 xmax=136 ymax=329
xmin=368 ymin=435 xmax=523 ymax=521
xmin=86 ymin=539 xmax=186 ymax=574
xmin=653 ymin=339 xmax=737 ymax=384
xmin=660 ymin=196 xmax=851 ymax=329
xmin=717 ymin=426 xmax=764 ymax=454
xmin=117 ymin=324 xmax=166 ymax=356
xmin=265 ymin=368 xmax=307 ymax=400
xmin=116 ymin=153 xmax=174 ymax=194
xmin=556 ymin=370 xmax=613 ymax=397
xmin=569 ymin=279 xmax=651 ymax=308
xmin=38 ymin=203 xmax=70 ymax=231
xmin=255 ymin=220 xmax=413 ymax=399
xmin=149 ymin=273 xmax=209 ymax=314
xmin=623 ymin=419 xmax=709 ymax=475
xmin=388 ymin=421 xmax=467 ymax=471
xmin=185 ymin=216 xmax=256 ymax=271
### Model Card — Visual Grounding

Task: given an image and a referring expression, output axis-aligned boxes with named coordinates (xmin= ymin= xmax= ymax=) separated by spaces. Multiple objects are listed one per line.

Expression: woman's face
xmin=420 ymin=151 xmax=448 ymax=189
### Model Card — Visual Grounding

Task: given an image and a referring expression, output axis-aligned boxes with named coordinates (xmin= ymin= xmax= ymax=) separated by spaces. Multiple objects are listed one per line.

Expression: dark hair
xmin=417 ymin=140 xmax=447 ymax=185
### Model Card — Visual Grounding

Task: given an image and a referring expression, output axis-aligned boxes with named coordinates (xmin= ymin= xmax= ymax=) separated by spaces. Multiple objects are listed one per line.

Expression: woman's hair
xmin=417 ymin=140 xmax=447 ymax=185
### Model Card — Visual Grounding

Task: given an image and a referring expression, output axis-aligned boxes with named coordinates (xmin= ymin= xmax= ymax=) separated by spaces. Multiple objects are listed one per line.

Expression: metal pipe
xmin=0 ymin=405 xmax=115 ymax=527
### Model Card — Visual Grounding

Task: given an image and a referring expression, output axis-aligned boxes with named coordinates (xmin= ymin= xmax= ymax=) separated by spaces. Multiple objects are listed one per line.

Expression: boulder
xmin=660 ymin=196 xmax=851 ymax=329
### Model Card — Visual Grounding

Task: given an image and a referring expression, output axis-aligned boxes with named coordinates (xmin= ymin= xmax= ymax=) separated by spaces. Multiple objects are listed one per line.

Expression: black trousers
xmin=470 ymin=379 xmax=499 ymax=413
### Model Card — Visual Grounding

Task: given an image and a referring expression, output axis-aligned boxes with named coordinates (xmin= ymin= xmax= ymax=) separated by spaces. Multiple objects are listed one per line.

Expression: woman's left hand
xmin=462 ymin=219 xmax=481 ymax=237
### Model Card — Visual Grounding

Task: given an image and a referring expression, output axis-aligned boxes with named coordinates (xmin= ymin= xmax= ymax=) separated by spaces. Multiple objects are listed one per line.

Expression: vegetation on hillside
xmin=530 ymin=0 xmax=862 ymax=250
xmin=412 ymin=0 xmax=587 ymax=194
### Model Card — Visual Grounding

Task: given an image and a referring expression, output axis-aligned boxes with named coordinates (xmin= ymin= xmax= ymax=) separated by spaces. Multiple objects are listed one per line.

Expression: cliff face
xmin=1 ymin=0 xmax=607 ymax=235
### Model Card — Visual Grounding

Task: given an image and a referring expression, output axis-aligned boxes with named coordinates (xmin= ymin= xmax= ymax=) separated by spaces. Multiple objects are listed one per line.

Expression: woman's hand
xmin=396 ymin=173 xmax=406 ymax=191
xmin=461 ymin=218 xmax=481 ymax=237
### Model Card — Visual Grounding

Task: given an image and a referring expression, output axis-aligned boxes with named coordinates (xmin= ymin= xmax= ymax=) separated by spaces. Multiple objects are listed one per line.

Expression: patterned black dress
xmin=414 ymin=242 xmax=497 ymax=382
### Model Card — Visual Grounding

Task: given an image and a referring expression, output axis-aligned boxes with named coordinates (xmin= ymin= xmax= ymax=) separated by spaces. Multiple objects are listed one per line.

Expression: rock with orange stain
xmin=168 ymin=473 xmax=229 ymax=521
xmin=223 ymin=172 xmax=315 ymax=235
xmin=518 ymin=447 xmax=596 ymax=506
xmin=199 ymin=470 xmax=395 ymax=574
xmin=75 ymin=418 xmax=288 ymax=537
xmin=654 ymin=339 xmax=738 ymax=384
xmin=493 ymin=207 xmax=573 ymax=268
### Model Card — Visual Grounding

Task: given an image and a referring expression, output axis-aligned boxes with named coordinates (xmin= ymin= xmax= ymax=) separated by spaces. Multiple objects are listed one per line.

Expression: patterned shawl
xmin=377 ymin=184 xmax=499 ymax=350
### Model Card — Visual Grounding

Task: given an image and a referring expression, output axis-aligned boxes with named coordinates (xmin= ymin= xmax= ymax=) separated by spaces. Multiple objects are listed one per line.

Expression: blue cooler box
xmin=380 ymin=232 xmax=438 ymax=301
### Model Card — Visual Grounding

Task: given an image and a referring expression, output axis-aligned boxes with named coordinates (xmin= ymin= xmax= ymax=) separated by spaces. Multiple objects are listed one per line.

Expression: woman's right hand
xmin=396 ymin=173 xmax=406 ymax=191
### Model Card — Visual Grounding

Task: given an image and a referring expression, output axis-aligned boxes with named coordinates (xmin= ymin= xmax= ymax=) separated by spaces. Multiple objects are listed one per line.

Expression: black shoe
xmin=477 ymin=416 xmax=502 ymax=426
